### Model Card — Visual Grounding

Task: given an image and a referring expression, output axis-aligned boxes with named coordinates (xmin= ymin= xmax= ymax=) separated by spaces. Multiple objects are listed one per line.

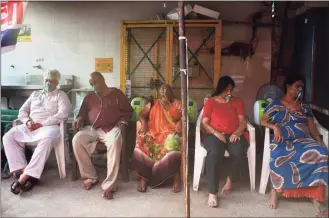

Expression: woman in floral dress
xmin=261 ymin=74 xmax=328 ymax=217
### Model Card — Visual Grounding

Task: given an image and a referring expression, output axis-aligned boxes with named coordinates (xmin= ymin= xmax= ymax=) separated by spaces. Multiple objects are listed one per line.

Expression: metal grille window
xmin=120 ymin=20 xmax=222 ymax=109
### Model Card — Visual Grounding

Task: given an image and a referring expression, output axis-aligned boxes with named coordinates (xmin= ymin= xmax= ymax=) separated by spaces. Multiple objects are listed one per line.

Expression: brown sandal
xmin=10 ymin=181 xmax=25 ymax=195
xmin=21 ymin=177 xmax=39 ymax=192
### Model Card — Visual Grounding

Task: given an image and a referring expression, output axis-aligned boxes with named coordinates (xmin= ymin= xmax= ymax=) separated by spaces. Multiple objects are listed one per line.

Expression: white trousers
xmin=72 ymin=126 xmax=122 ymax=191
xmin=3 ymin=128 xmax=58 ymax=179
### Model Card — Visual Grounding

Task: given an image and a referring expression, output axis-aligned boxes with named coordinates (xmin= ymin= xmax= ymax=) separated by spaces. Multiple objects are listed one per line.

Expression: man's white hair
xmin=44 ymin=69 xmax=61 ymax=81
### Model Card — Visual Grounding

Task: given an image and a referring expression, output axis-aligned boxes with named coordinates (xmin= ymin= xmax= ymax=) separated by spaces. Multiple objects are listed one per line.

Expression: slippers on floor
xmin=10 ymin=180 xmax=25 ymax=195
xmin=21 ymin=177 xmax=39 ymax=192
xmin=10 ymin=177 xmax=39 ymax=195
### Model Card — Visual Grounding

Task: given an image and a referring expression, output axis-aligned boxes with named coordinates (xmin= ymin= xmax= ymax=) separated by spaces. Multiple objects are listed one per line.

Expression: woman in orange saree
xmin=131 ymin=84 xmax=182 ymax=193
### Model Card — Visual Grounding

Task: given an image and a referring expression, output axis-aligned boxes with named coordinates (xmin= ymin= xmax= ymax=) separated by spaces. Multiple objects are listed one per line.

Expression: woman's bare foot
xmin=316 ymin=210 xmax=328 ymax=218
xmin=312 ymin=199 xmax=328 ymax=217
xmin=221 ymin=177 xmax=232 ymax=195
xmin=312 ymin=199 xmax=322 ymax=215
xmin=267 ymin=189 xmax=278 ymax=209
xmin=172 ymin=174 xmax=182 ymax=193
xmin=102 ymin=188 xmax=114 ymax=200
xmin=82 ymin=179 xmax=97 ymax=190
xmin=208 ymin=193 xmax=219 ymax=207
xmin=138 ymin=178 xmax=148 ymax=192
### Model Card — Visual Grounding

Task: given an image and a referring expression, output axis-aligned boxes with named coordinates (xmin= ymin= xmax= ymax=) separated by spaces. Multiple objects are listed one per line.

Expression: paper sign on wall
xmin=95 ymin=58 xmax=113 ymax=73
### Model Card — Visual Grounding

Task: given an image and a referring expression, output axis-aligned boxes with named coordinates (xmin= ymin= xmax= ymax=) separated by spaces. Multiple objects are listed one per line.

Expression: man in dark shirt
xmin=72 ymin=72 xmax=133 ymax=200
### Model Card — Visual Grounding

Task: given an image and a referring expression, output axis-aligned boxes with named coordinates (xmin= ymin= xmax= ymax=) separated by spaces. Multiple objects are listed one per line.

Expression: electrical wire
xmin=90 ymin=91 xmax=103 ymax=134
xmin=262 ymin=93 xmax=303 ymax=124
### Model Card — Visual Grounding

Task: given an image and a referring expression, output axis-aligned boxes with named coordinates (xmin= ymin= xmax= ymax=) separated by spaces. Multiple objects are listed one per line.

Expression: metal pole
xmin=178 ymin=1 xmax=190 ymax=218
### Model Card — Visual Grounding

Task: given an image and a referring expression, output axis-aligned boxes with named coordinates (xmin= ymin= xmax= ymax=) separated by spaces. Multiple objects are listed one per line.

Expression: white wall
xmin=1 ymin=1 xmax=266 ymax=88
xmin=221 ymin=26 xmax=271 ymax=118
xmin=1 ymin=1 xmax=177 ymax=87
xmin=1 ymin=1 xmax=270 ymax=118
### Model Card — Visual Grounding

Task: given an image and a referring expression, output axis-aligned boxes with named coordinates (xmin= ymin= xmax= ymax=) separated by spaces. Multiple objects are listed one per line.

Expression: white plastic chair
xmin=193 ymin=108 xmax=256 ymax=192
xmin=55 ymin=120 xmax=68 ymax=178
xmin=259 ymin=119 xmax=329 ymax=194
xmin=13 ymin=120 xmax=68 ymax=179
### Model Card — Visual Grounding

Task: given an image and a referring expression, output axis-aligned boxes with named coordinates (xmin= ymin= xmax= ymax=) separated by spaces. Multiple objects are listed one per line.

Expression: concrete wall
xmin=1 ymin=1 xmax=271 ymax=118
xmin=2 ymin=1 xmax=181 ymax=88
xmin=221 ymin=26 xmax=271 ymax=118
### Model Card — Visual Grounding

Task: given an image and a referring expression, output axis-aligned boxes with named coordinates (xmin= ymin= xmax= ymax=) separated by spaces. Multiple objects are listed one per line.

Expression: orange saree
xmin=136 ymin=99 xmax=182 ymax=161
xmin=132 ymin=99 xmax=182 ymax=187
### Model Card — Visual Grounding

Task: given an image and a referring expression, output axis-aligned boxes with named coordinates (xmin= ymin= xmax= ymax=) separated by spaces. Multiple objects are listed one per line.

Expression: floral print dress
xmin=265 ymin=98 xmax=328 ymax=190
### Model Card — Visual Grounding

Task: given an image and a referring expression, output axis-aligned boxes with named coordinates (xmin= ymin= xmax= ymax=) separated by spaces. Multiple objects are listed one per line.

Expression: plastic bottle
xmin=25 ymin=73 xmax=30 ymax=85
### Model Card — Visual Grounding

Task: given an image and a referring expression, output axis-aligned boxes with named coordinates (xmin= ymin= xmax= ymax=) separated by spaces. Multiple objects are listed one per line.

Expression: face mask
xmin=290 ymin=87 xmax=303 ymax=99
xmin=44 ymin=82 xmax=51 ymax=92
xmin=296 ymin=90 xmax=303 ymax=99
xmin=161 ymin=88 xmax=170 ymax=102
xmin=225 ymin=94 xmax=232 ymax=103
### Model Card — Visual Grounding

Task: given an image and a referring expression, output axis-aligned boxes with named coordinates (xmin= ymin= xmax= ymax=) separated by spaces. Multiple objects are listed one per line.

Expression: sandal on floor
xmin=10 ymin=181 xmax=26 ymax=195
xmin=21 ymin=177 xmax=39 ymax=192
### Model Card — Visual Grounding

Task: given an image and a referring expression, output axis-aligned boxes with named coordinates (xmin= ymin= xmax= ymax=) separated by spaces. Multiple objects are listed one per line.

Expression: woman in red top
xmin=202 ymin=76 xmax=248 ymax=207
